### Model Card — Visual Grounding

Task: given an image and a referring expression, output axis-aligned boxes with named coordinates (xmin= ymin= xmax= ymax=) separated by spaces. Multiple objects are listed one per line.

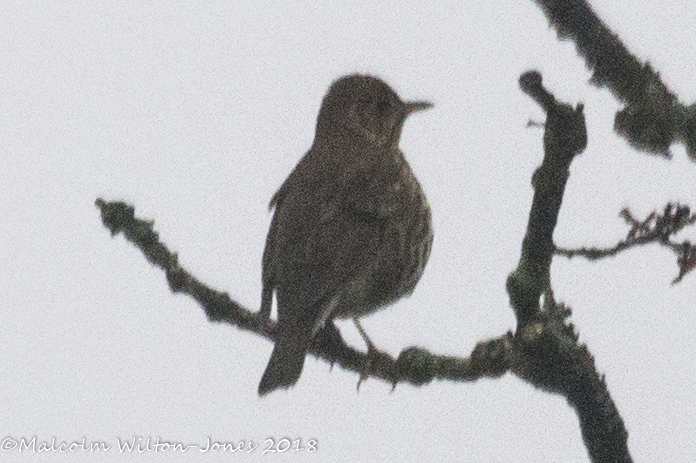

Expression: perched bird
xmin=258 ymin=74 xmax=433 ymax=396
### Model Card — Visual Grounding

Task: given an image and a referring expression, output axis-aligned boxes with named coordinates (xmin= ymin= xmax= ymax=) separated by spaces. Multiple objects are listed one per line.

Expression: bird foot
xmin=353 ymin=318 xmax=392 ymax=391
xmin=356 ymin=339 xmax=393 ymax=391
xmin=313 ymin=321 xmax=347 ymax=371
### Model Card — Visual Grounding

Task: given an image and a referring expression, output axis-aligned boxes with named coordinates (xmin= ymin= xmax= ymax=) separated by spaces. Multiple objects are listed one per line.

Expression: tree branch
xmin=94 ymin=70 xmax=634 ymax=462
xmin=555 ymin=204 xmax=696 ymax=283
xmin=94 ymin=198 xmax=512 ymax=387
xmin=531 ymin=0 xmax=696 ymax=159
xmin=95 ymin=71 xmax=636 ymax=462
xmin=509 ymin=71 xmax=632 ymax=463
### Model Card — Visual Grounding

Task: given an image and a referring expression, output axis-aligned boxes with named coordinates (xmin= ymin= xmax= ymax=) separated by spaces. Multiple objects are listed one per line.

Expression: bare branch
xmin=531 ymin=0 xmax=696 ymax=160
xmin=95 ymin=69 xmax=634 ymax=462
xmin=94 ymin=198 xmax=512 ymax=387
xmin=510 ymin=71 xmax=632 ymax=463
xmin=512 ymin=70 xmax=587 ymax=327
xmin=555 ymin=203 xmax=696 ymax=282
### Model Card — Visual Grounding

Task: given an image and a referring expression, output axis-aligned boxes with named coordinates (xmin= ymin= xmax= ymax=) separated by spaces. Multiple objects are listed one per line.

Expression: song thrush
xmin=258 ymin=74 xmax=433 ymax=396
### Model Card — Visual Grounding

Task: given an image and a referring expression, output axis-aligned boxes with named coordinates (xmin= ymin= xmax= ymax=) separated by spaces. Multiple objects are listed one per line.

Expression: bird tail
xmin=258 ymin=330 xmax=311 ymax=396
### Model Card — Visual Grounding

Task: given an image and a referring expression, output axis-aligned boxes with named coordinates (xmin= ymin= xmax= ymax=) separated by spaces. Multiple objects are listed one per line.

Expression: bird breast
xmin=329 ymin=160 xmax=433 ymax=319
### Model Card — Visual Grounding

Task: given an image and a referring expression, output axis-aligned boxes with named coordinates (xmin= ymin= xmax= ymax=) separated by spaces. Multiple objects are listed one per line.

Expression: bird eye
xmin=358 ymin=94 xmax=373 ymax=107
xmin=376 ymin=99 xmax=390 ymax=114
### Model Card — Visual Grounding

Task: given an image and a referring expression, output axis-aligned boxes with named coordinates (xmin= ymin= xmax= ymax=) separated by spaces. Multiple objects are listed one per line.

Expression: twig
xmin=555 ymin=203 xmax=696 ymax=283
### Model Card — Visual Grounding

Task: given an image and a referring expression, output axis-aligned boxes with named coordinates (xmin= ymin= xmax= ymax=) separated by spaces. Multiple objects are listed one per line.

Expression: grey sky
xmin=1 ymin=1 xmax=695 ymax=461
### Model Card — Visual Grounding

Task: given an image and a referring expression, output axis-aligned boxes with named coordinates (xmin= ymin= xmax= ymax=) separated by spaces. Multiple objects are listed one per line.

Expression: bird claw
xmin=321 ymin=320 xmax=344 ymax=345
xmin=353 ymin=319 xmax=393 ymax=391
xmin=313 ymin=320 xmax=347 ymax=371
xmin=356 ymin=340 xmax=394 ymax=391
xmin=356 ymin=340 xmax=377 ymax=391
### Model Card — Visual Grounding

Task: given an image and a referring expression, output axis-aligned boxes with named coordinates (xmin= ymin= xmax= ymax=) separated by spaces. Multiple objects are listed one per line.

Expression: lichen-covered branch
xmin=95 ymin=71 xmax=632 ymax=462
xmin=95 ymin=198 xmax=512 ymax=388
xmin=512 ymin=70 xmax=587 ymax=327
xmin=555 ymin=203 xmax=696 ymax=283
xmin=509 ymin=71 xmax=632 ymax=463
xmin=531 ymin=0 xmax=696 ymax=159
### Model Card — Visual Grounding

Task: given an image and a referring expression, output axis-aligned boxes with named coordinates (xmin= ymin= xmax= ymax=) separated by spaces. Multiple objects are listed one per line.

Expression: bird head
xmin=316 ymin=74 xmax=432 ymax=149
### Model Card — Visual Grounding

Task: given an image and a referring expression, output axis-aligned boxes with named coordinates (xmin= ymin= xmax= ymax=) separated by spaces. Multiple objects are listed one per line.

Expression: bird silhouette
xmin=258 ymin=74 xmax=433 ymax=396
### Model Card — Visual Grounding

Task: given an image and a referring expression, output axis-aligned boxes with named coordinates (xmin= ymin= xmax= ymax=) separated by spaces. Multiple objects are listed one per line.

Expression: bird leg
xmin=353 ymin=318 xmax=376 ymax=352
xmin=353 ymin=318 xmax=382 ymax=390
xmin=313 ymin=319 xmax=348 ymax=371
xmin=321 ymin=319 xmax=344 ymax=347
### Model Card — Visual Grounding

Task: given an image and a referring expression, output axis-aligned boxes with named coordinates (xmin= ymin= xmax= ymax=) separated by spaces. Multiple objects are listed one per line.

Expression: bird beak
xmin=404 ymin=101 xmax=433 ymax=115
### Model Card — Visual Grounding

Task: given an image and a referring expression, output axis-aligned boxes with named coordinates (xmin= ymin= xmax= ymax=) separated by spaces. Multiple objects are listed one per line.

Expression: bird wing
xmin=260 ymin=149 xmax=319 ymax=317
xmin=268 ymin=160 xmax=407 ymax=330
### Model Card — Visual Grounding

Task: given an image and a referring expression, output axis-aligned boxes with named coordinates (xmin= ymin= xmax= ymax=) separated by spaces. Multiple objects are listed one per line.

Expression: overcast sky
xmin=2 ymin=1 xmax=695 ymax=462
